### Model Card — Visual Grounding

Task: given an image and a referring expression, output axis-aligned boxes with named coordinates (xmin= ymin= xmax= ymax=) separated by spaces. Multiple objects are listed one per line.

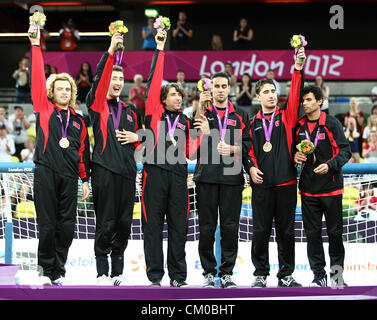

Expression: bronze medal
xmin=263 ymin=141 xmax=272 ymax=152
xmin=59 ymin=138 xmax=70 ymax=149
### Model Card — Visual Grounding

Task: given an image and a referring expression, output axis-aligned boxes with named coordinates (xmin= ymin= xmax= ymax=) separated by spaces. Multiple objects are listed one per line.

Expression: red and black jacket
xmin=86 ymin=52 xmax=142 ymax=180
xmin=192 ymin=103 xmax=251 ymax=186
xmin=144 ymin=49 xmax=195 ymax=178
xmin=31 ymin=45 xmax=90 ymax=182
xmin=245 ymin=69 xmax=304 ymax=188
xmin=294 ymin=112 xmax=351 ymax=196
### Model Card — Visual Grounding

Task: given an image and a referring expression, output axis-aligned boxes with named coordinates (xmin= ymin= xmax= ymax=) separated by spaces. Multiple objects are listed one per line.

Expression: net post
xmin=2 ymin=173 xmax=13 ymax=264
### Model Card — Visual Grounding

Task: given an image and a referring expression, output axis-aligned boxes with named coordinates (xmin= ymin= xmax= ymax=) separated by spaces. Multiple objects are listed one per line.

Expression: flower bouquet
xmin=197 ymin=78 xmax=213 ymax=109
xmin=296 ymin=139 xmax=315 ymax=169
xmin=290 ymin=34 xmax=307 ymax=64
xmin=108 ymin=20 xmax=128 ymax=51
xmin=29 ymin=11 xmax=46 ymax=38
xmin=153 ymin=16 xmax=171 ymax=41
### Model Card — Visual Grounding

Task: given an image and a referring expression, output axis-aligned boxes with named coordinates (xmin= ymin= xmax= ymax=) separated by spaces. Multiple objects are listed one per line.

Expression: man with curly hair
xmin=28 ymin=25 xmax=90 ymax=286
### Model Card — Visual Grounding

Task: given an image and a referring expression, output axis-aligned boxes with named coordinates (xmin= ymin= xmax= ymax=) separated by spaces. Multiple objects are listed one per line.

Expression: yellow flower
xmin=197 ymin=80 xmax=204 ymax=92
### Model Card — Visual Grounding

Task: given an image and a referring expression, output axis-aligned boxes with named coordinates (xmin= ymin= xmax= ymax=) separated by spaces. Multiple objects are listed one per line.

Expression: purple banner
xmin=37 ymin=50 xmax=377 ymax=81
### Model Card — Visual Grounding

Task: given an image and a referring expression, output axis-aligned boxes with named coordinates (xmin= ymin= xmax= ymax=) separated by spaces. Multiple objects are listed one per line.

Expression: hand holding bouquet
xmin=197 ymin=78 xmax=213 ymax=109
xmin=108 ymin=20 xmax=128 ymax=51
xmin=290 ymin=34 xmax=307 ymax=64
xmin=153 ymin=16 xmax=171 ymax=41
xmin=29 ymin=11 xmax=46 ymax=38
xmin=295 ymin=140 xmax=315 ymax=169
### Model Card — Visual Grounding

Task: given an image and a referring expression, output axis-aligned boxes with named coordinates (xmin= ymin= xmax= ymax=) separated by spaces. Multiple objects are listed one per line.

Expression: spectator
xmin=225 ymin=62 xmax=238 ymax=105
xmin=0 ymin=124 xmax=15 ymax=162
xmin=12 ymin=57 xmax=31 ymax=103
xmin=371 ymin=86 xmax=377 ymax=104
xmin=371 ymin=105 xmax=377 ymax=116
xmin=45 ymin=64 xmax=52 ymax=79
xmin=172 ymin=11 xmax=193 ymax=50
xmin=20 ymin=138 xmax=35 ymax=162
xmin=344 ymin=117 xmax=361 ymax=163
xmin=40 ymin=28 xmax=50 ymax=51
xmin=344 ymin=98 xmax=364 ymax=129
xmin=176 ymin=70 xmax=190 ymax=109
xmin=129 ymin=74 xmax=147 ymax=123
xmin=266 ymin=69 xmax=281 ymax=96
xmin=75 ymin=61 xmax=93 ymax=103
xmin=0 ymin=106 xmax=12 ymax=134
xmin=362 ymin=131 xmax=377 ymax=163
xmin=183 ymin=94 xmax=199 ymax=119
xmin=142 ymin=17 xmax=157 ymax=51
xmin=51 ymin=66 xmax=58 ymax=74
xmin=236 ymin=73 xmax=254 ymax=106
xmin=314 ymin=75 xmax=330 ymax=114
xmin=210 ymin=34 xmax=223 ymax=50
xmin=9 ymin=106 xmax=30 ymax=161
xmin=363 ymin=114 xmax=377 ymax=142
xmin=232 ymin=18 xmax=253 ymax=50
xmin=59 ymin=18 xmax=80 ymax=51
xmin=345 ymin=97 xmax=364 ymax=156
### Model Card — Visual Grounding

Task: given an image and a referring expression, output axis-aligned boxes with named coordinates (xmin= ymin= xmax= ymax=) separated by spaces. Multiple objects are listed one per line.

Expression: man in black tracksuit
xmin=294 ymin=85 xmax=351 ymax=287
xmin=194 ymin=72 xmax=251 ymax=288
xmin=140 ymin=30 xmax=208 ymax=287
xmin=244 ymin=47 xmax=306 ymax=288
xmin=29 ymin=26 xmax=90 ymax=286
xmin=86 ymin=33 xmax=142 ymax=285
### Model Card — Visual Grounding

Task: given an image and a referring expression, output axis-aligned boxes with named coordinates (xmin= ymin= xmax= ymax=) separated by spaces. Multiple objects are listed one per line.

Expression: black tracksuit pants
xmin=141 ymin=165 xmax=189 ymax=282
xmin=92 ymin=164 xmax=135 ymax=278
xmin=34 ymin=164 xmax=78 ymax=281
xmin=196 ymin=182 xmax=243 ymax=277
xmin=251 ymin=184 xmax=297 ymax=279
xmin=301 ymin=194 xmax=345 ymax=276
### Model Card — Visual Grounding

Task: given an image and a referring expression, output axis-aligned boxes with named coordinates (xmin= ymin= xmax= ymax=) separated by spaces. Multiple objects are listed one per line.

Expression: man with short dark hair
xmin=86 ymin=32 xmax=142 ymax=286
xmin=135 ymin=29 xmax=209 ymax=287
xmin=294 ymin=85 xmax=351 ymax=287
xmin=195 ymin=70 xmax=251 ymax=288
xmin=245 ymin=47 xmax=306 ymax=288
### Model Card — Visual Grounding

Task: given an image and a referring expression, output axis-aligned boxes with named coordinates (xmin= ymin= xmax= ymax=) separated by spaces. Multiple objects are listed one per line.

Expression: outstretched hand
xmin=28 ymin=25 xmax=40 ymax=46
xmin=294 ymin=47 xmax=306 ymax=70
xmin=108 ymin=33 xmax=124 ymax=55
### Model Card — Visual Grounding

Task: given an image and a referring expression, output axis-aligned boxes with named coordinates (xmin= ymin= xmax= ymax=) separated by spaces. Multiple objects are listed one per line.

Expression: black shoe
xmin=251 ymin=276 xmax=267 ymax=288
xmin=220 ymin=275 xmax=237 ymax=288
xmin=149 ymin=280 xmax=161 ymax=287
xmin=278 ymin=275 xmax=302 ymax=287
xmin=170 ymin=279 xmax=188 ymax=287
xmin=202 ymin=274 xmax=215 ymax=288
xmin=310 ymin=274 xmax=327 ymax=287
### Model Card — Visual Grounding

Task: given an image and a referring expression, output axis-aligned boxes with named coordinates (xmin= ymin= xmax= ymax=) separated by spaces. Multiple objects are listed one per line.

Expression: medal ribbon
xmin=57 ymin=107 xmax=70 ymax=139
xmin=109 ymin=100 xmax=123 ymax=130
xmin=213 ymin=103 xmax=230 ymax=142
xmin=305 ymin=127 xmax=321 ymax=148
xmin=166 ymin=113 xmax=180 ymax=140
xmin=261 ymin=109 xmax=276 ymax=143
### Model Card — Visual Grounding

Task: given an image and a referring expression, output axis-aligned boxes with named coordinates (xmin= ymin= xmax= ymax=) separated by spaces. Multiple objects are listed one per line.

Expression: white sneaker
xmin=40 ymin=276 xmax=52 ymax=286
xmin=96 ymin=275 xmax=111 ymax=286
xmin=52 ymin=276 xmax=65 ymax=286
xmin=111 ymin=275 xmax=127 ymax=286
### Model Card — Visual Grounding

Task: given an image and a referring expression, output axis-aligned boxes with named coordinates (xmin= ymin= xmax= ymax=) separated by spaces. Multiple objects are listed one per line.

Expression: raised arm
xmin=284 ymin=47 xmax=306 ymax=127
xmin=28 ymin=26 xmax=49 ymax=113
xmin=145 ymin=30 xmax=167 ymax=116
xmin=86 ymin=33 xmax=123 ymax=112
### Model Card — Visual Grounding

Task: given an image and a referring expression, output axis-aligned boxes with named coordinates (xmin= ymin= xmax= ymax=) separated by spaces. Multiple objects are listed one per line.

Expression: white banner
xmin=1 ymin=239 xmax=377 ymax=287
